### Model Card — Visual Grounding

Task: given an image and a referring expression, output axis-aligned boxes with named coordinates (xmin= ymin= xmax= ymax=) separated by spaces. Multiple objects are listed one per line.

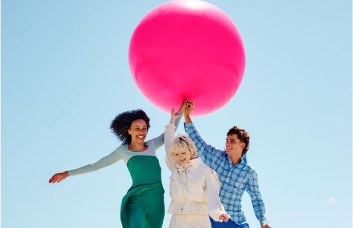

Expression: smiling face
xmin=128 ymin=119 xmax=148 ymax=144
xmin=225 ymin=134 xmax=245 ymax=157
xmin=173 ymin=148 xmax=192 ymax=165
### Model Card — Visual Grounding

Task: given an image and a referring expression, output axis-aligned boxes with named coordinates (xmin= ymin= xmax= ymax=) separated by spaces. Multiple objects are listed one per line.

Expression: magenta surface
xmin=129 ymin=0 xmax=246 ymax=116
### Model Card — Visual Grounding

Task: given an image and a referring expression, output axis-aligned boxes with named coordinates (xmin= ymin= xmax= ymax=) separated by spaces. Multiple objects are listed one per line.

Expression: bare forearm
xmin=184 ymin=114 xmax=192 ymax=124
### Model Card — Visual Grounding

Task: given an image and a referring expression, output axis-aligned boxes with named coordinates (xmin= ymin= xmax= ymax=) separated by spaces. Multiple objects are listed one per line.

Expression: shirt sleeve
xmin=164 ymin=123 xmax=177 ymax=171
xmin=245 ymin=171 xmax=268 ymax=225
xmin=152 ymin=114 xmax=183 ymax=149
xmin=184 ymin=123 xmax=224 ymax=170
xmin=68 ymin=147 xmax=123 ymax=176
xmin=205 ymin=169 xmax=228 ymax=221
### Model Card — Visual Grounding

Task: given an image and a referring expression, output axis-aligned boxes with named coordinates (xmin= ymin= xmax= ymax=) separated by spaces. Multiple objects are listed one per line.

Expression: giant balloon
xmin=129 ymin=0 xmax=245 ymax=116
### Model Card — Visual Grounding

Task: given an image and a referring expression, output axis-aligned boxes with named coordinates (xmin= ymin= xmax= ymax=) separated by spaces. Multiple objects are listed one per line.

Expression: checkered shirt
xmin=185 ymin=123 xmax=268 ymax=225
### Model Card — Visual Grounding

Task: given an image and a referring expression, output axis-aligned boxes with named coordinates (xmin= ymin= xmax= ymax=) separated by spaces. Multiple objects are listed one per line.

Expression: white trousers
xmin=169 ymin=214 xmax=211 ymax=228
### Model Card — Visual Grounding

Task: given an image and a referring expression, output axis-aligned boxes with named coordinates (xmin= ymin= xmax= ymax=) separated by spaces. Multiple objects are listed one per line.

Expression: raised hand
xmin=184 ymin=100 xmax=195 ymax=116
xmin=178 ymin=98 xmax=188 ymax=113
xmin=49 ymin=171 xmax=68 ymax=183
xmin=170 ymin=108 xmax=183 ymax=125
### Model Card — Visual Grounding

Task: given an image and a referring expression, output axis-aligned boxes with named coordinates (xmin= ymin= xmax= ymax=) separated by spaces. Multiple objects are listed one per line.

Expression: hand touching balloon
xmin=184 ymin=100 xmax=195 ymax=116
xmin=178 ymin=98 xmax=188 ymax=113
xmin=184 ymin=100 xmax=195 ymax=124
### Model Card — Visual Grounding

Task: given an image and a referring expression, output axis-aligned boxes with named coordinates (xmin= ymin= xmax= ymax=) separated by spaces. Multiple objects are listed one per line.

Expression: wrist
xmin=63 ymin=171 xmax=69 ymax=177
xmin=169 ymin=118 xmax=176 ymax=124
xmin=184 ymin=115 xmax=192 ymax=124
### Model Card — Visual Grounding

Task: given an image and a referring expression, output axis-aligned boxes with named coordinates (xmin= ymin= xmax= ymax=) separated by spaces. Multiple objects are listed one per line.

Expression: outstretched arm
xmin=49 ymin=171 xmax=69 ymax=183
xmin=49 ymin=148 xmax=123 ymax=183
xmin=246 ymin=171 xmax=270 ymax=227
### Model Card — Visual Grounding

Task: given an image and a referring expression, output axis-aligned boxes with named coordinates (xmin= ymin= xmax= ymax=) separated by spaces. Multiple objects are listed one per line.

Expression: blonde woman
xmin=164 ymin=109 xmax=229 ymax=228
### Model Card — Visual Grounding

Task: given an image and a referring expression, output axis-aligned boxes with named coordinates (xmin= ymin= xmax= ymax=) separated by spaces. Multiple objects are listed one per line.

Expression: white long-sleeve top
xmin=164 ymin=123 xmax=227 ymax=222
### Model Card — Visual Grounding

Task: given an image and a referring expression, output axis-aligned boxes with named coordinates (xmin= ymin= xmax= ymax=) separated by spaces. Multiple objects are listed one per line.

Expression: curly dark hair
xmin=110 ymin=109 xmax=150 ymax=145
xmin=227 ymin=126 xmax=250 ymax=156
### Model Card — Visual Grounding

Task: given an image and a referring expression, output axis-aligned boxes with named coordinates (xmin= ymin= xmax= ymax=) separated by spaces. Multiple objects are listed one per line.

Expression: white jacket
xmin=164 ymin=123 xmax=227 ymax=222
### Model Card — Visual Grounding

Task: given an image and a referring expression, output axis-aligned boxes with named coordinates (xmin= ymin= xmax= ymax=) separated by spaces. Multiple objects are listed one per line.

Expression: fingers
xmin=49 ymin=173 xmax=65 ymax=184
xmin=171 ymin=107 xmax=175 ymax=114
xmin=188 ymin=101 xmax=195 ymax=106
xmin=219 ymin=214 xmax=229 ymax=222
xmin=178 ymin=98 xmax=189 ymax=113
xmin=49 ymin=174 xmax=56 ymax=183
xmin=186 ymin=101 xmax=194 ymax=108
xmin=184 ymin=100 xmax=195 ymax=114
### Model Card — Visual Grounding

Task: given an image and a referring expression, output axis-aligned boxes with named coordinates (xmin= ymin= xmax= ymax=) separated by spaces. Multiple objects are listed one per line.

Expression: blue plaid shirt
xmin=185 ymin=123 xmax=268 ymax=225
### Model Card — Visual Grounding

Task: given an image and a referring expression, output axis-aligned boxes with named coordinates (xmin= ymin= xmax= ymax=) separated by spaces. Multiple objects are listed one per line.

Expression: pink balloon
xmin=129 ymin=0 xmax=245 ymax=116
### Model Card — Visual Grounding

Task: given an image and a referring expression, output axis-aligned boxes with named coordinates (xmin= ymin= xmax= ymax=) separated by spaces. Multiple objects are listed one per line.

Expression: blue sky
xmin=2 ymin=0 xmax=352 ymax=228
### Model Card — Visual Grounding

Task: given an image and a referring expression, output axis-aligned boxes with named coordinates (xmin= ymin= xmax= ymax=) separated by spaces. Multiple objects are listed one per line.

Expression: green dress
xmin=121 ymin=155 xmax=165 ymax=228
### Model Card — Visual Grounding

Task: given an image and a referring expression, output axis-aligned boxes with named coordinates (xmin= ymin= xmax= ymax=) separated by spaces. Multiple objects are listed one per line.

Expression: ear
xmin=128 ymin=128 xmax=131 ymax=135
xmin=241 ymin=142 xmax=245 ymax=149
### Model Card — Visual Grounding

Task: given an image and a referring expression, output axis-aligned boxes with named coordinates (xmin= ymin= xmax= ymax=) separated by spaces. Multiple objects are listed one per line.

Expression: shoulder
xmin=200 ymin=163 xmax=218 ymax=177
xmin=242 ymin=164 xmax=259 ymax=180
xmin=246 ymin=163 xmax=256 ymax=171
xmin=112 ymin=144 xmax=126 ymax=153
xmin=112 ymin=144 xmax=130 ymax=160
xmin=202 ymin=165 xmax=220 ymax=186
xmin=146 ymin=138 xmax=156 ymax=147
xmin=198 ymin=162 xmax=212 ymax=172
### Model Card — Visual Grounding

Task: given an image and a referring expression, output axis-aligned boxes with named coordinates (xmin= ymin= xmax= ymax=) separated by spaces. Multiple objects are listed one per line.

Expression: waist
xmin=168 ymin=200 xmax=207 ymax=215
xmin=132 ymin=179 xmax=162 ymax=186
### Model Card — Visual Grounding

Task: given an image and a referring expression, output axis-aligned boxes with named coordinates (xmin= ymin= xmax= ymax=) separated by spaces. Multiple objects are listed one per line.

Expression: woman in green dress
xmin=49 ymin=103 xmax=186 ymax=228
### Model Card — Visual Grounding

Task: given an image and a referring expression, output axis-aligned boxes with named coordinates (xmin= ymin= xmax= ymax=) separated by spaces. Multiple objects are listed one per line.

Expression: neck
xmin=129 ymin=141 xmax=145 ymax=151
xmin=229 ymin=153 xmax=242 ymax=166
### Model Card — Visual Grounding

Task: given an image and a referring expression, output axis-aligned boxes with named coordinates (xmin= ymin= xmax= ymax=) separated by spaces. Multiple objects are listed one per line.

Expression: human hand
xmin=261 ymin=223 xmax=271 ymax=228
xmin=178 ymin=98 xmax=188 ymax=113
xmin=219 ymin=213 xmax=229 ymax=222
xmin=170 ymin=108 xmax=183 ymax=125
xmin=184 ymin=100 xmax=195 ymax=116
xmin=49 ymin=171 xmax=68 ymax=183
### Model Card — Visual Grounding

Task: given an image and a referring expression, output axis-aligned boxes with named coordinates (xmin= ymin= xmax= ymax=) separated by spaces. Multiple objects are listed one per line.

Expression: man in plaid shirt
xmin=184 ymin=101 xmax=271 ymax=228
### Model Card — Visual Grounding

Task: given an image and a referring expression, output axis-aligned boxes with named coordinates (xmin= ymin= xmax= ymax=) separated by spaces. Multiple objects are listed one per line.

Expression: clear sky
xmin=2 ymin=0 xmax=352 ymax=228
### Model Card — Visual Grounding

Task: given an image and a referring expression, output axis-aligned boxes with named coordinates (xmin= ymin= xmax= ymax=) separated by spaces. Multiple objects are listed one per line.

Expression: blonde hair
xmin=169 ymin=135 xmax=197 ymax=157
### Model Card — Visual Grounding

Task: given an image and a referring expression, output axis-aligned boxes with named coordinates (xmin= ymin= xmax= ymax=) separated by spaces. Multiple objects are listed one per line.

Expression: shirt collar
xmin=241 ymin=155 xmax=248 ymax=164
xmin=224 ymin=153 xmax=248 ymax=166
